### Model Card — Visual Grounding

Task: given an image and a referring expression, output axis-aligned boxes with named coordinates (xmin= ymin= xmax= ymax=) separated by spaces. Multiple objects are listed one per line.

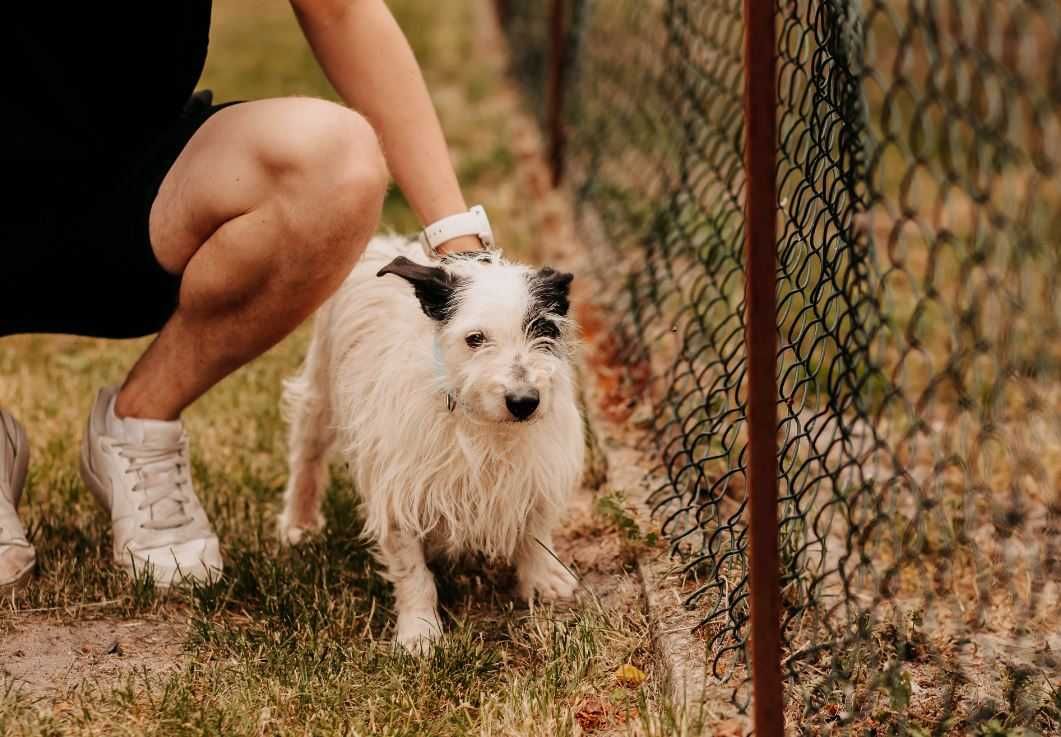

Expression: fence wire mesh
xmin=502 ymin=0 xmax=1060 ymax=732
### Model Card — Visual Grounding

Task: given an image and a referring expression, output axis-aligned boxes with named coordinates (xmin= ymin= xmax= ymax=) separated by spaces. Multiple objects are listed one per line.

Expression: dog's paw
xmin=517 ymin=554 xmax=578 ymax=602
xmin=276 ymin=510 xmax=325 ymax=546
xmin=395 ymin=610 xmax=442 ymax=655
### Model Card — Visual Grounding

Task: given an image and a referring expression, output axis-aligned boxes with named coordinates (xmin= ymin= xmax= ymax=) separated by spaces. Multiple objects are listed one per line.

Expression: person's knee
xmin=314 ymin=107 xmax=389 ymax=243
xmin=255 ymin=99 xmax=389 ymax=293
xmin=258 ymin=98 xmax=388 ymax=210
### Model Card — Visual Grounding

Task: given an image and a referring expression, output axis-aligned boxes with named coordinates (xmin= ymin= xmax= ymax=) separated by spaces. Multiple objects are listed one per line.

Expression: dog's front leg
xmin=515 ymin=514 xmax=578 ymax=603
xmin=278 ymin=330 xmax=335 ymax=545
xmin=379 ymin=531 xmax=442 ymax=654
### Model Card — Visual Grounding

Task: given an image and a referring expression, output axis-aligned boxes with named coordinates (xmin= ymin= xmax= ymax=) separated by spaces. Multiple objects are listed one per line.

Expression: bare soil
xmin=1 ymin=617 xmax=184 ymax=700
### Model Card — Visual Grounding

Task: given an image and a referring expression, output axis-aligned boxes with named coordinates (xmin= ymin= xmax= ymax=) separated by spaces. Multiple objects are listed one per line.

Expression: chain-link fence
xmin=501 ymin=0 xmax=1060 ymax=732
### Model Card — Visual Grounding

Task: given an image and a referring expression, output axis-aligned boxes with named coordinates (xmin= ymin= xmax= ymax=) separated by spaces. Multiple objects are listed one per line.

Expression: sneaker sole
xmin=120 ymin=555 xmax=218 ymax=589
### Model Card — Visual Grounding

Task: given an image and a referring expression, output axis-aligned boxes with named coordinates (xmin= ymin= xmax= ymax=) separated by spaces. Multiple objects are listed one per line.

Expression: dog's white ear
xmin=377 ymin=256 xmax=462 ymax=321
xmin=533 ymin=268 xmax=574 ymax=317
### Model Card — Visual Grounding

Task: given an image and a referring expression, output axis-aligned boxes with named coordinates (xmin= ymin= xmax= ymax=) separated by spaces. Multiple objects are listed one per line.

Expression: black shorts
xmin=0 ymin=92 xmax=239 ymax=339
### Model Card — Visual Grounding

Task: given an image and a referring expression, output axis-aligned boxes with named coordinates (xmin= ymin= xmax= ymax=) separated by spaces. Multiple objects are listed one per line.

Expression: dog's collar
xmin=432 ymin=334 xmax=457 ymax=413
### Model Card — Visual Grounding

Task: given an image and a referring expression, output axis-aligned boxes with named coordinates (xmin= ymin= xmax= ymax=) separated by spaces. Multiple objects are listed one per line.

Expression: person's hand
xmin=436 ymin=234 xmax=486 ymax=256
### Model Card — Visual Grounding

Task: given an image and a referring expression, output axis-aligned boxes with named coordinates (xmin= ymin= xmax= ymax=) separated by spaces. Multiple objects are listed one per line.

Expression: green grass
xmin=0 ymin=2 xmax=688 ymax=734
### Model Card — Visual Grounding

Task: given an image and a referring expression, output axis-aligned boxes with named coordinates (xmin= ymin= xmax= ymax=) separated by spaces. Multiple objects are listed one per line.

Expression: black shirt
xmin=4 ymin=3 xmax=212 ymax=167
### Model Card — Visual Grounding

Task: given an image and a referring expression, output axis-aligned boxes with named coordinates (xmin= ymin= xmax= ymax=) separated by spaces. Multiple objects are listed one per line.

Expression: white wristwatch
xmin=418 ymin=205 xmax=495 ymax=259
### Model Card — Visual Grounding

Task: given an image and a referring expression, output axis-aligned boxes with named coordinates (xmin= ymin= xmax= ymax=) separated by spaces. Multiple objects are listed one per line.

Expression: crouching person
xmin=0 ymin=0 xmax=490 ymax=589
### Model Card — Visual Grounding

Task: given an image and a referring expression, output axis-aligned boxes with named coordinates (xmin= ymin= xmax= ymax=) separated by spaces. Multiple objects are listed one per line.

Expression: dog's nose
xmin=505 ymin=389 xmax=540 ymax=421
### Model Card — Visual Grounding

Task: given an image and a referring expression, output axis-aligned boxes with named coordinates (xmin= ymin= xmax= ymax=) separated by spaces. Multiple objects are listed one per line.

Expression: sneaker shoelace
xmin=113 ymin=438 xmax=196 ymax=531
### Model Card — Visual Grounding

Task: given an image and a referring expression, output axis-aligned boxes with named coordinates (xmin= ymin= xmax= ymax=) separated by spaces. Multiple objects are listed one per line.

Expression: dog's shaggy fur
xmin=278 ymin=235 xmax=584 ymax=651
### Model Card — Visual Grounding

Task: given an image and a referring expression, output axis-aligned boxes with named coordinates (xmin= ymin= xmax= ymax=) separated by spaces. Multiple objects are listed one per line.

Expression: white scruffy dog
xmin=278 ymin=235 xmax=584 ymax=652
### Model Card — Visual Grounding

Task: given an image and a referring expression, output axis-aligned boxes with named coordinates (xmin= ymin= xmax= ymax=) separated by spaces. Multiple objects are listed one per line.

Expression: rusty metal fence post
xmin=493 ymin=0 xmax=510 ymax=25
xmin=742 ymin=0 xmax=783 ymax=734
xmin=544 ymin=0 xmax=569 ymax=184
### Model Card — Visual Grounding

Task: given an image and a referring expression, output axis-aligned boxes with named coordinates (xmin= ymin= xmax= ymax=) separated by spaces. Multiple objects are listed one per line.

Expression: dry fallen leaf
xmin=614 ymin=662 xmax=647 ymax=687
xmin=711 ymin=717 xmax=751 ymax=737
xmin=575 ymin=696 xmax=608 ymax=732
xmin=708 ymin=721 xmax=751 ymax=737
xmin=613 ymin=704 xmax=640 ymax=725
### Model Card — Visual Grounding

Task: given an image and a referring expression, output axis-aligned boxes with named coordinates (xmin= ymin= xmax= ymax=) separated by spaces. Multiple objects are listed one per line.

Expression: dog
xmin=277 ymin=234 xmax=584 ymax=652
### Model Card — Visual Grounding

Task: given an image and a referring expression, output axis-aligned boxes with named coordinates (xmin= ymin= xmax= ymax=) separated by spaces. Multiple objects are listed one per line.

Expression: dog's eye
xmin=465 ymin=331 xmax=487 ymax=349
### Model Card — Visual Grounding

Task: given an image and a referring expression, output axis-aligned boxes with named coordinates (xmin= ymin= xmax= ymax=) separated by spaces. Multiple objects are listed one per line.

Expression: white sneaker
xmin=0 ymin=410 xmax=35 ymax=591
xmin=80 ymin=385 xmax=222 ymax=587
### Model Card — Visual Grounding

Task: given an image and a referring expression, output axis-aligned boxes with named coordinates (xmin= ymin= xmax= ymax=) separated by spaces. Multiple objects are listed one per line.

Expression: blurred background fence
xmin=499 ymin=0 xmax=1060 ymax=732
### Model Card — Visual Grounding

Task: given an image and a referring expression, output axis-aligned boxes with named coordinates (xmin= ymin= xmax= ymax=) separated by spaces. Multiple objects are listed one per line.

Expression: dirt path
xmin=1 ymin=617 xmax=184 ymax=700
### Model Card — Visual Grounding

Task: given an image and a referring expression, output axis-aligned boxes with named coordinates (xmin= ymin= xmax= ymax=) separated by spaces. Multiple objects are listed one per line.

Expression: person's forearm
xmin=293 ymin=0 xmax=481 ymax=253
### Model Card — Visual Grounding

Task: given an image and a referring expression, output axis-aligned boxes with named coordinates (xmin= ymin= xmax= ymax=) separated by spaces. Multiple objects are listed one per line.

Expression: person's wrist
xmin=435 ymin=234 xmax=486 ymax=256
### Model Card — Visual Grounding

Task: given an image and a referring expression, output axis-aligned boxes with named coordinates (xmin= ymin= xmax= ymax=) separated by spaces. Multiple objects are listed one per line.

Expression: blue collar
xmin=432 ymin=334 xmax=456 ymax=412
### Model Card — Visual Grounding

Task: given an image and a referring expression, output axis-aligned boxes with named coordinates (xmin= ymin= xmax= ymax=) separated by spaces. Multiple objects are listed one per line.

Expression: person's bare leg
xmin=115 ymin=98 xmax=388 ymax=420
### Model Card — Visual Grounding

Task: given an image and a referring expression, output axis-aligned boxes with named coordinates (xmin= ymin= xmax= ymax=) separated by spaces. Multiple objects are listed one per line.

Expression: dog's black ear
xmin=533 ymin=267 xmax=574 ymax=317
xmin=377 ymin=256 xmax=461 ymax=321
